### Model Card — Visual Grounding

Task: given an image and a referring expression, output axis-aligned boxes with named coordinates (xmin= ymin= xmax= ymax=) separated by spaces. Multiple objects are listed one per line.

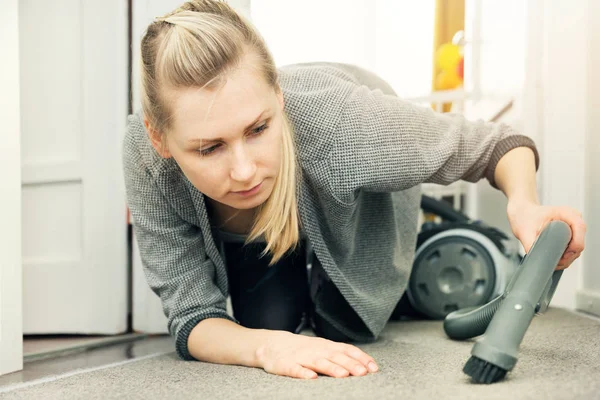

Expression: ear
xmin=144 ymin=118 xmax=172 ymax=158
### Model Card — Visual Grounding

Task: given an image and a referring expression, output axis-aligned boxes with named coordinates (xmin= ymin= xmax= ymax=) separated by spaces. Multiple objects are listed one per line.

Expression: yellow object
xmin=435 ymin=43 xmax=461 ymax=71
xmin=432 ymin=0 xmax=465 ymax=111
xmin=436 ymin=69 xmax=462 ymax=90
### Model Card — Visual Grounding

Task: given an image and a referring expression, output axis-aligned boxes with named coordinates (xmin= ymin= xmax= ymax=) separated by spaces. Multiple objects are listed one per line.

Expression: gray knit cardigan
xmin=122 ymin=62 xmax=539 ymax=361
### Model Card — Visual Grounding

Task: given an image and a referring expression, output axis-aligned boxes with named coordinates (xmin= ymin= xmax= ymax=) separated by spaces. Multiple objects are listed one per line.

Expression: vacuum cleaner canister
xmin=406 ymin=225 xmax=520 ymax=320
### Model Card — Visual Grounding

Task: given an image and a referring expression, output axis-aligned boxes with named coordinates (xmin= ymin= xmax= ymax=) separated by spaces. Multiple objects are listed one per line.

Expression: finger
xmin=309 ymin=358 xmax=350 ymax=378
xmin=557 ymin=250 xmax=580 ymax=270
xmin=567 ymin=221 xmax=586 ymax=254
xmin=328 ymin=352 xmax=368 ymax=376
xmin=556 ymin=260 xmax=570 ymax=270
xmin=283 ymin=363 xmax=318 ymax=380
xmin=566 ymin=206 xmax=583 ymax=218
xmin=341 ymin=344 xmax=379 ymax=372
xmin=557 ymin=209 xmax=586 ymax=254
xmin=559 ymin=250 xmax=580 ymax=264
xmin=556 ymin=260 xmax=572 ymax=270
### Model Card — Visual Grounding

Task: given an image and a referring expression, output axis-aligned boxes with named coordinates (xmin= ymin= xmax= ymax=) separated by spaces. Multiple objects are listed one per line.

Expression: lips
xmin=233 ymin=181 xmax=263 ymax=196
xmin=235 ymin=183 xmax=260 ymax=193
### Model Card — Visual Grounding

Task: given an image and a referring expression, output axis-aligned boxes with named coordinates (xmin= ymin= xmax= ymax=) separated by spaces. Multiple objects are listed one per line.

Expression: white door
xmin=20 ymin=0 xmax=129 ymax=334
xmin=0 ymin=0 xmax=24 ymax=376
xmin=130 ymin=0 xmax=250 ymax=333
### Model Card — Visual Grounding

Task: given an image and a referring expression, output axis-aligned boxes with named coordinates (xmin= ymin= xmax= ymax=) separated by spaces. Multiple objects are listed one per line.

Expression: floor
xmin=1 ymin=308 xmax=599 ymax=399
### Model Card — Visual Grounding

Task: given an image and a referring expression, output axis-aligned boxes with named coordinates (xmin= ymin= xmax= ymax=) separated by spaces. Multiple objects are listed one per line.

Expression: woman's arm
xmin=188 ymin=318 xmax=379 ymax=379
xmin=326 ymin=83 xmax=539 ymax=202
xmin=188 ymin=318 xmax=269 ymax=367
xmin=494 ymin=147 xmax=539 ymax=204
xmin=123 ymin=115 xmax=236 ymax=361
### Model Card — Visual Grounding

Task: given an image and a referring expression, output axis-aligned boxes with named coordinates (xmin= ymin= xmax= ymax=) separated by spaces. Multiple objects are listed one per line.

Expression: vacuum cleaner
xmin=398 ymin=195 xmax=572 ymax=384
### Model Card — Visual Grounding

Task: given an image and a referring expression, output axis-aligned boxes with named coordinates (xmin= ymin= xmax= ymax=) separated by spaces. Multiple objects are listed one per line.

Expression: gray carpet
xmin=2 ymin=307 xmax=599 ymax=400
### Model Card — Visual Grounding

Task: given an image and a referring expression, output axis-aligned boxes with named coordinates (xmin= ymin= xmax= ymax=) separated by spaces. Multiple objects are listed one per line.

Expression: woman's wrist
xmin=254 ymin=329 xmax=293 ymax=368
xmin=507 ymin=196 xmax=538 ymax=219
xmin=188 ymin=318 xmax=281 ymax=368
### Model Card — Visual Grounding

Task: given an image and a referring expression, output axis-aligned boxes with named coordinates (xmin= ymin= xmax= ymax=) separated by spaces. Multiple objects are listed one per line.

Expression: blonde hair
xmin=140 ymin=0 xmax=301 ymax=265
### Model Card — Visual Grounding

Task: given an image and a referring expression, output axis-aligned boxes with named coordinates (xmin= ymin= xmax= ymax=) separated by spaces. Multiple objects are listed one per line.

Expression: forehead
xmin=168 ymin=67 xmax=274 ymax=136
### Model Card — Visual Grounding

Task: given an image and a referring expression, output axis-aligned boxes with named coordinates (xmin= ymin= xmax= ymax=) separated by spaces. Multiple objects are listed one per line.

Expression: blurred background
xmin=1 ymin=0 xmax=598 ymax=375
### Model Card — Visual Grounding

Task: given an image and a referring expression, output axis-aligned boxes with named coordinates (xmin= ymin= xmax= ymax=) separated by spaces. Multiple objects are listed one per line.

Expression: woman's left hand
xmin=506 ymin=200 xmax=587 ymax=270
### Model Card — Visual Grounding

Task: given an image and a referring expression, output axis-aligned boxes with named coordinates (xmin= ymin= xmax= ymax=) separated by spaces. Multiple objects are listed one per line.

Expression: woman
xmin=123 ymin=0 xmax=586 ymax=380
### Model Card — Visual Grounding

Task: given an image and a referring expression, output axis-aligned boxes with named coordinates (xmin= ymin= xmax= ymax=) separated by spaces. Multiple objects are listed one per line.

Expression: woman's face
xmin=149 ymin=65 xmax=285 ymax=211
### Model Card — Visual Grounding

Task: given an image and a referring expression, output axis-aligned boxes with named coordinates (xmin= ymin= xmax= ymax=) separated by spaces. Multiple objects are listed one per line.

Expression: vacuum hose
xmin=444 ymin=267 xmax=565 ymax=341
xmin=443 ymin=295 xmax=504 ymax=340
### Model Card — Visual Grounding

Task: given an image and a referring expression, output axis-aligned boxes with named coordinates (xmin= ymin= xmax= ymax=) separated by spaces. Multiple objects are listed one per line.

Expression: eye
xmin=197 ymin=123 xmax=268 ymax=157
xmin=199 ymin=144 xmax=221 ymax=156
xmin=249 ymin=123 xmax=268 ymax=136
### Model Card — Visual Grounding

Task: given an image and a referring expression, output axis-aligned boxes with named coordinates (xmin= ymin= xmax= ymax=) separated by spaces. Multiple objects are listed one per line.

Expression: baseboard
xmin=576 ymin=289 xmax=600 ymax=318
xmin=24 ymin=333 xmax=149 ymax=362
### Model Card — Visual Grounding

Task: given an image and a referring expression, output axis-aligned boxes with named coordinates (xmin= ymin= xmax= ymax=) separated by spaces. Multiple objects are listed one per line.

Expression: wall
xmin=578 ymin=0 xmax=600 ymax=316
xmin=251 ymin=0 xmax=435 ymax=98
xmin=585 ymin=1 xmax=600 ymax=294
xmin=465 ymin=0 xmax=600 ymax=314
xmin=536 ymin=0 xmax=589 ymax=311
xmin=464 ymin=0 xmax=529 ymax=236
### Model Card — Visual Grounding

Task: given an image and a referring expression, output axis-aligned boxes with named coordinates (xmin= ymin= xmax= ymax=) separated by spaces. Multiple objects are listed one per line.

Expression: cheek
xmin=261 ymin=127 xmax=284 ymax=168
xmin=174 ymin=153 xmax=228 ymax=194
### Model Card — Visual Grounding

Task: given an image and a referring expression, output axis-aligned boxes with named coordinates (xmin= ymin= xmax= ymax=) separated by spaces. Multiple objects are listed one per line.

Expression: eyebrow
xmin=186 ymin=110 xmax=269 ymax=145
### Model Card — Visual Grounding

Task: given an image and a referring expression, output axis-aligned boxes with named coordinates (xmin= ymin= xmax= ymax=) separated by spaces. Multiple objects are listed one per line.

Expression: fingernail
xmin=368 ymin=362 xmax=378 ymax=372
xmin=356 ymin=366 xmax=367 ymax=375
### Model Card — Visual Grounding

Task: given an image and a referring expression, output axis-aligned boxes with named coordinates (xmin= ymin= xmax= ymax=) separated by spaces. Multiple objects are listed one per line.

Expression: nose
xmin=229 ymin=144 xmax=257 ymax=183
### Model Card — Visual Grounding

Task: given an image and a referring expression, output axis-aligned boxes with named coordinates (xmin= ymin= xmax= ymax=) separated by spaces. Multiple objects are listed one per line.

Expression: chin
xmin=234 ymin=200 xmax=263 ymax=210
xmin=231 ymin=198 xmax=265 ymax=210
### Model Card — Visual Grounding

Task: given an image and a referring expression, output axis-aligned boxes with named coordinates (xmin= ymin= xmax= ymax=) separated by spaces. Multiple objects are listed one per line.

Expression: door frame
xmin=0 ymin=0 xmax=24 ymax=377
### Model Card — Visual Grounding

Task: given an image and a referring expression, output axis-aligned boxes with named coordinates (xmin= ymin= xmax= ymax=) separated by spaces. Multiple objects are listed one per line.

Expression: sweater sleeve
xmin=328 ymin=84 xmax=539 ymax=202
xmin=122 ymin=118 xmax=236 ymax=361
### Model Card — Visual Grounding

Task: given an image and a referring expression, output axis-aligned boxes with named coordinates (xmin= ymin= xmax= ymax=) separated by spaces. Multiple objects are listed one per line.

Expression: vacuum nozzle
xmin=445 ymin=220 xmax=572 ymax=383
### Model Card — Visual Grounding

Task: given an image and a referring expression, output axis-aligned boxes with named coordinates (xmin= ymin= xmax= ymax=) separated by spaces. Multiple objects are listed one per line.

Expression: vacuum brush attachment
xmin=444 ymin=220 xmax=572 ymax=384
